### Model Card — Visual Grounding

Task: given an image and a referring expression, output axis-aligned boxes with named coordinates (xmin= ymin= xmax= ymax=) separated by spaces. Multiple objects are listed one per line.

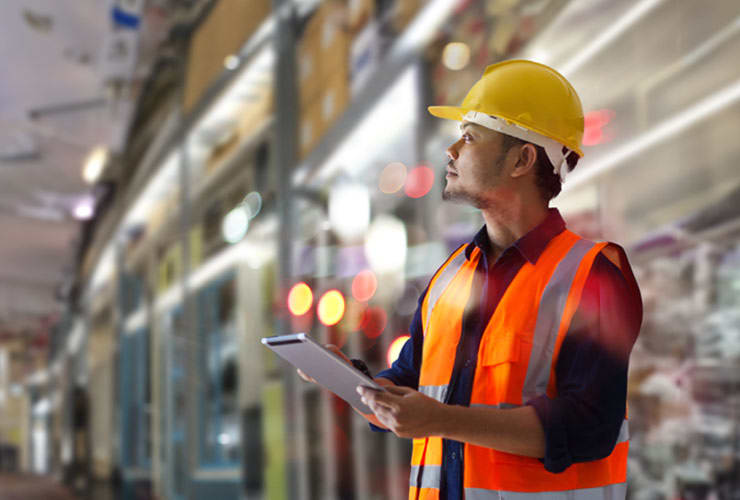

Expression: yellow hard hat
xmin=429 ymin=59 xmax=584 ymax=160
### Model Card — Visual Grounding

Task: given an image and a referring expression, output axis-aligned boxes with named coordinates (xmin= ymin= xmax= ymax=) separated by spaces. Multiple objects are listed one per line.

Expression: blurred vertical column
xmin=414 ymin=58 xmax=440 ymax=245
xmin=176 ymin=77 xmax=198 ymax=499
xmin=113 ymin=235 xmax=125 ymax=497
xmin=272 ymin=0 xmax=300 ymax=498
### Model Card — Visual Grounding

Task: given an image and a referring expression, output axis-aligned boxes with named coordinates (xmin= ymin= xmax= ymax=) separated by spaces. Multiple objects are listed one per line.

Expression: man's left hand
xmin=357 ymin=385 xmax=445 ymax=438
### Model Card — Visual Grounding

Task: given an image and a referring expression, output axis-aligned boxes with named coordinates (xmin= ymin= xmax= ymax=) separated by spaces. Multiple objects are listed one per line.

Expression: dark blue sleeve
xmin=368 ymin=287 xmax=426 ymax=432
xmin=527 ymin=248 xmax=643 ymax=473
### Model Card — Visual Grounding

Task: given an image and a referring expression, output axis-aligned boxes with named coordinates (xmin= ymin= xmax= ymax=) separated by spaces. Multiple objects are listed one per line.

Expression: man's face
xmin=442 ymin=122 xmax=510 ymax=209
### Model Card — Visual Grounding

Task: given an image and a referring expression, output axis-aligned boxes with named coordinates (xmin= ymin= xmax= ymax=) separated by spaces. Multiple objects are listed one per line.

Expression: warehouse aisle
xmin=0 ymin=473 xmax=77 ymax=500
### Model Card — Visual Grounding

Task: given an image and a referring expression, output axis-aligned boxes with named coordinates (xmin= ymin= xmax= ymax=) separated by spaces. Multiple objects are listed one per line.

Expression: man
xmin=304 ymin=60 xmax=642 ymax=500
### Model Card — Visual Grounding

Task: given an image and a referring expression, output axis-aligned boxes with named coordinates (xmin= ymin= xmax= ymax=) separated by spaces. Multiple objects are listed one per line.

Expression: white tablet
xmin=261 ymin=333 xmax=384 ymax=414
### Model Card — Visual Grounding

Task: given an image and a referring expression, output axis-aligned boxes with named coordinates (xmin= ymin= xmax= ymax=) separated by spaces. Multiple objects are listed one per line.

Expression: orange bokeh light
xmin=351 ymin=270 xmax=378 ymax=302
xmin=404 ymin=166 xmax=435 ymax=198
xmin=387 ymin=334 xmax=410 ymax=368
xmin=318 ymin=289 xmax=346 ymax=326
xmin=287 ymin=282 xmax=313 ymax=316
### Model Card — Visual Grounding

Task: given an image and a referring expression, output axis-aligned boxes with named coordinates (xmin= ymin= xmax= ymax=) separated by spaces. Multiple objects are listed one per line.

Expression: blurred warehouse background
xmin=0 ymin=0 xmax=739 ymax=499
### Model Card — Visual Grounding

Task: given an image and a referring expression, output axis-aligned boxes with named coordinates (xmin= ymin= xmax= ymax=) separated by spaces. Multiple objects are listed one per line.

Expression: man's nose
xmin=446 ymin=140 xmax=461 ymax=161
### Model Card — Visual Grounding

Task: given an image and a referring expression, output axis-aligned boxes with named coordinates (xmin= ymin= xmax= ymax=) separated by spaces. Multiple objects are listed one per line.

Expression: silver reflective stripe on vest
xmin=522 ymin=239 xmax=596 ymax=403
xmin=419 ymin=385 xmax=448 ymax=402
xmin=616 ymin=419 xmax=629 ymax=444
xmin=423 ymin=248 xmax=468 ymax=330
xmin=409 ymin=465 xmax=442 ymax=489
xmin=465 ymin=483 xmax=627 ymax=500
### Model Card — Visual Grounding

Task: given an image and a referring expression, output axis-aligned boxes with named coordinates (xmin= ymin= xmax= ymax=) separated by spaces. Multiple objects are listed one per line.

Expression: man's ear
xmin=510 ymin=143 xmax=538 ymax=178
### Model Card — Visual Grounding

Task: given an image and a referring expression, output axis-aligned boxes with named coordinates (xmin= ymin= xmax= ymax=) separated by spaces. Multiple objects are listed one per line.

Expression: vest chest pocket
xmin=480 ymin=332 xmax=521 ymax=367
xmin=474 ymin=332 xmax=527 ymax=409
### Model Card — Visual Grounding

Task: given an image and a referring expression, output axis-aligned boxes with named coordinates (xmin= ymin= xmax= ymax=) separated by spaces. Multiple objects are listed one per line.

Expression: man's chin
xmin=442 ymin=188 xmax=487 ymax=209
xmin=442 ymin=188 xmax=465 ymax=203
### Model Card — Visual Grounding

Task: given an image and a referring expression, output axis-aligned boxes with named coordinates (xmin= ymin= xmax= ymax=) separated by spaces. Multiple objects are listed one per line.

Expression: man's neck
xmin=480 ymin=198 xmax=549 ymax=260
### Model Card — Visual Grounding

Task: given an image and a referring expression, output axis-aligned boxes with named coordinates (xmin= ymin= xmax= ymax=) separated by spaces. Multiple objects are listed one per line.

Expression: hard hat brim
xmin=427 ymin=106 xmax=466 ymax=121
xmin=429 ymin=104 xmax=584 ymax=157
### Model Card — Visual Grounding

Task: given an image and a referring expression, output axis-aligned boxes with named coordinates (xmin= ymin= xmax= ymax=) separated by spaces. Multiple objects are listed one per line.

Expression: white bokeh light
xmin=329 ymin=181 xmax=370 ymax=241
xmin=73 ymin=199 xmax=94 ymax=220
xmin=222 ymin=206 xmax=249 ymax=244
xmin=82 ymin=147 xmax=108 ymax=184
xmin=442 ymin=42 xmax=471 ymax=71
xmin=364 ymin=214 xmax=407 ymax=273
xmin=224 ymin=54 xmax=240 ymax=70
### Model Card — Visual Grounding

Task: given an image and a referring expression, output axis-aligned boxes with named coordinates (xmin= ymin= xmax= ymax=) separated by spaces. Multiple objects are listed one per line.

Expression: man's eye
xmin=463 ymin=134 xmax=473 ymax=142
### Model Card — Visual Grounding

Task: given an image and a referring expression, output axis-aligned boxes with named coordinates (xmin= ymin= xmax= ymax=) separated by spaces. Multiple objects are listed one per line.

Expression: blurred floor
xmin=0 ymin=473 xmax=77 ymax=500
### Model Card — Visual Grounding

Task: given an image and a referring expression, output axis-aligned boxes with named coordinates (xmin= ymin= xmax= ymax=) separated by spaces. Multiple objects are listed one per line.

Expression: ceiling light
xmin=82 ymin=147 xmax=108 ymax=184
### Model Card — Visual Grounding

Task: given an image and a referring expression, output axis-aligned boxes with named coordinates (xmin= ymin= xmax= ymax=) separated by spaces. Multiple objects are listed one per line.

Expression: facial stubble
xmin=441 ymin=153 xmax=507 ymax=210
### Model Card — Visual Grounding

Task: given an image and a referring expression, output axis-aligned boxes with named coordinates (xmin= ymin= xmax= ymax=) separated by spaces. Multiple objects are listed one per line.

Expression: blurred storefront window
xmin=198 ymin=275 xmax=240 ymax=466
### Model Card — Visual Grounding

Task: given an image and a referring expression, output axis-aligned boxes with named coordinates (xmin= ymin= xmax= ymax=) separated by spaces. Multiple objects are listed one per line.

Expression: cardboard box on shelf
xmin=298 ymin=25 xmax=323 ymax=108
xmin=299 ymin=100 xmax=325 ymax=160
xmin=304 ymin=0 xmax=348 ymax=41
xmin=389 ymin=0 xmax=421 ymax=34
xmin=184 ymin=0 xmax=271 ymax=112
xmin=299 ymin=70 xmax=350 ymax=159
xmin=237 ymin=83 xmax=274 ymax=139
xmin=299 ymin=0 xmax=351 ymax=109
xmin=203 ymin=82 xmax=273 ymax=175
xmin=348 ymin=0 xmax=375 ymax=32
xmin=350 ymin=19 xmax=385 ymax=97
xmin=317 ymin=9 xmax=351 ymax=68
xmin=205 ymin=131 xmax=240 ymax=174
xmin=321 ymin=72 xmax=350 ymax=130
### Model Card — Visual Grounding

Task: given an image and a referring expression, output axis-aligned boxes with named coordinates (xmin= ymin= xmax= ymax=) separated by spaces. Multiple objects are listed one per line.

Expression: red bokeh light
xmin=359 ymin=307 xmax=388 ymax=339
xmin=583 ymin=126 xmax=603 ymax=146
xmin=351 ymin=270 xmax=378 ymax=302
xmin=583 ymin=109 xmax=615 ymax=146
xmin=404 ymin=166 xmax=435 ymax=198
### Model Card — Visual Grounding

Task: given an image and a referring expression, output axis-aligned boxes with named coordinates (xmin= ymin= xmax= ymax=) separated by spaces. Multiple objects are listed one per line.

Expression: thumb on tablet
xmin=296 ymin=368 xmax=316 ymax=384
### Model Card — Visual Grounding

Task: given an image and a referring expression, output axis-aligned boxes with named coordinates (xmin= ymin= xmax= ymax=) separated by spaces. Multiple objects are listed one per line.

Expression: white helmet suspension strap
xmin=461 ymin=111 xmax=571 ymax=182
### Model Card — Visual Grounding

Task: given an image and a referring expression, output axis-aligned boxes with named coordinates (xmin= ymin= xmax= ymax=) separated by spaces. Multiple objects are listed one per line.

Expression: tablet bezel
xmin=261 ymin=333 xmax=384 ymax=413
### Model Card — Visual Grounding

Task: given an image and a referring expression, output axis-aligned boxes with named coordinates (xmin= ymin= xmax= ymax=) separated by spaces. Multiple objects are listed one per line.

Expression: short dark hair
xmin=500 ymin=135 xmax=579 ymax=201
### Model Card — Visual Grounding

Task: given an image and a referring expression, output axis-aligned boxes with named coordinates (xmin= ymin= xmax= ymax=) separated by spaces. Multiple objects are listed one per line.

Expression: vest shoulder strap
xmin=421 ymin=244 xmax=469 ymax=334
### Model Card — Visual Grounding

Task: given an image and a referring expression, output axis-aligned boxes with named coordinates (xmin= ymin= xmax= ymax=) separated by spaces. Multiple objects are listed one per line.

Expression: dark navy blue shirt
xmin=374 ymin=209 xmax=642 ymax=499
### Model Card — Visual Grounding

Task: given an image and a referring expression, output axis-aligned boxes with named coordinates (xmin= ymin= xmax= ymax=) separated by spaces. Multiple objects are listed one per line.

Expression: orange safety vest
xmin=411 ymin=230 xmax=630 ymax=500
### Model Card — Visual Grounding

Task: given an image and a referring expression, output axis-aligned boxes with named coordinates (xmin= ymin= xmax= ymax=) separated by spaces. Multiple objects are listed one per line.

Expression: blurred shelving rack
xmin=69 ymin=0 xmax=466 ymax=499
